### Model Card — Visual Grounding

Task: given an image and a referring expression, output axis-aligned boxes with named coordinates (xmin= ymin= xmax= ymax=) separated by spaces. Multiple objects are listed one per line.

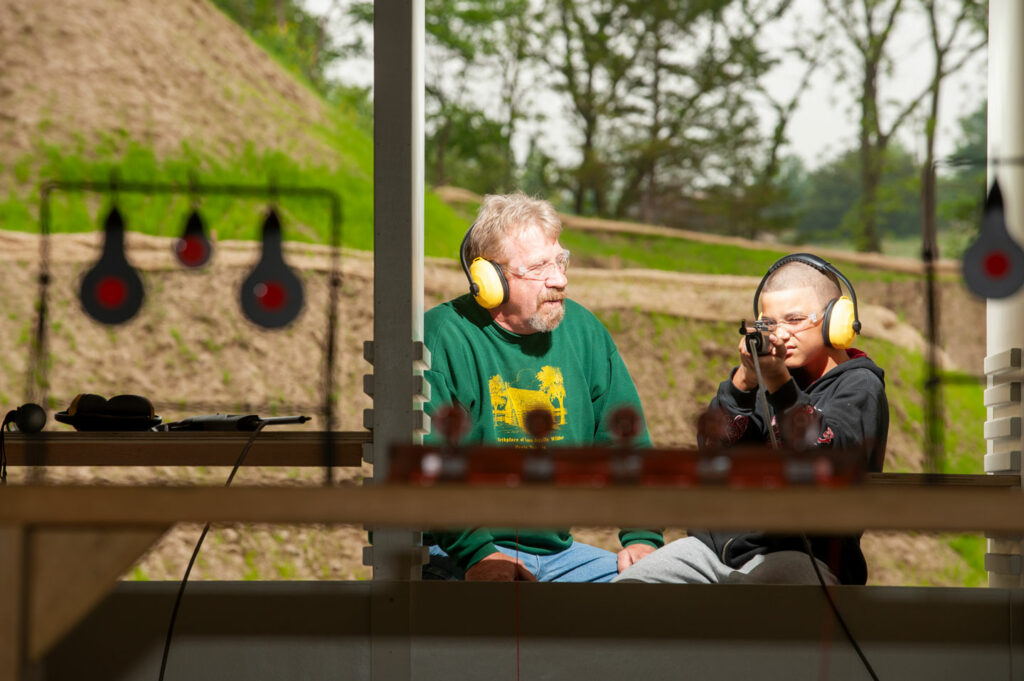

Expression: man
xmin=423 ymin=192 xmax=662 ymax=582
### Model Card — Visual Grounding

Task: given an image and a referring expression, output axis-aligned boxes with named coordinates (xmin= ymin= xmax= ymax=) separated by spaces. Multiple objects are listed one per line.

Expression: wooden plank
xmin=0 ymin=526 xmax=23 ymax=681
xmin=866 ymin=473 xmax=1021 ymax=487
xmin=3 ymin=484 xmax=1024 ymax=533
xmin=4 ymin=431 xmax=368 ymax=467
xmin=27 ymin=527 xmax=168 ymax=662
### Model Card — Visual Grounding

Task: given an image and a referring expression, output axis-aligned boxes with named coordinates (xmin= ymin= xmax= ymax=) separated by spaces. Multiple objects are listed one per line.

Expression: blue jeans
xmin=427 ymin=541 xmax=618 ymax=583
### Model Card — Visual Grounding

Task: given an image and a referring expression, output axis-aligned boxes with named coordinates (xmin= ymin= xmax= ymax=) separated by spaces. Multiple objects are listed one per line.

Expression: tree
xmin=822 ymin=0 xmax=916 ymax=252
xmin=917 ymin=0 xmax=987 ymax=260
xmin=348 ymin=0 xmax=532 ymax=192
xmin=214 ymin=0 xmax=343 ymax=92
xmin=797 ymin=145 xmax=921 ymax=245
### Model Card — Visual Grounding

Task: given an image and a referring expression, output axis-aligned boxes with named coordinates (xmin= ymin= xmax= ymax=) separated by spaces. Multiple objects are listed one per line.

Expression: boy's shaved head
xmin=760 ymin=261 xmax=842 ymax=310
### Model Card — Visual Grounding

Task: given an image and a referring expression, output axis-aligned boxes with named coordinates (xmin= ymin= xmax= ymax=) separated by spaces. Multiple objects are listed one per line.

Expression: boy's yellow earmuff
xmin=823 ymin=295 xmax=857 ymax=349
xmin=460 ymin=224 xmax=509 ymax=309
xmin=754 ymin=253 xmax=861 ymax=349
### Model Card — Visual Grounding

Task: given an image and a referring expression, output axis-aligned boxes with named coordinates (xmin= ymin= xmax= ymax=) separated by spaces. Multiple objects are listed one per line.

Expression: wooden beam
xmin=27 ymin=527 xmax=168 ymax=662
xmin=2 ymin=483 xmax=1024 ymax=533
xmin=0 ymin=526 xmax=24 ymax=681
xmin=4 ymin=431 xmax=367 ymax=467
xmin=867 ymin=472 xmax=1021 ymax=487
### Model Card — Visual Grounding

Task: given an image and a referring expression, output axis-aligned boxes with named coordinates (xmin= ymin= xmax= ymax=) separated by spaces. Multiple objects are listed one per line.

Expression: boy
xmin=614 ymin=254 xmax=888 ymax=585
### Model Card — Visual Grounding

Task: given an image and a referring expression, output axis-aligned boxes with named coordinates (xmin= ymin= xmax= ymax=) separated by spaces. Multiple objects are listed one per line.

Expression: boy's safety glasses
xmin=755 ymin=310 xmax=825 ymax=334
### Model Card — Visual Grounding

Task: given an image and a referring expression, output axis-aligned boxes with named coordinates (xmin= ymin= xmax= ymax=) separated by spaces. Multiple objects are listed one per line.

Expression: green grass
xmin=0 ymin=118 xmax=470 ymax=258
xmin=561 ymin=230 xmax=924 ymax=285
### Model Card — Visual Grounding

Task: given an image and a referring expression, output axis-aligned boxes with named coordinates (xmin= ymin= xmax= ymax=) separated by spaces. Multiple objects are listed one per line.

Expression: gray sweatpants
xmin=612 ymin=536 xmax=839 ymax=585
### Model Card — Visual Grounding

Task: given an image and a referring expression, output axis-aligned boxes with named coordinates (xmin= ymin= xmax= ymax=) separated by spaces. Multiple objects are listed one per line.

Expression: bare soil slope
xmin=0 ymin=0 xmax=336 ymax=176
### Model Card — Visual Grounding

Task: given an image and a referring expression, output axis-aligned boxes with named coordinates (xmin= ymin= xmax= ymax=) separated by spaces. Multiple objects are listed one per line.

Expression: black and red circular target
xmin=79 ymin=206 xmax=145 ymax=325
xmin=174 ymin=208 xmax=213 ymax=268
xmin=239 ymin=207 xmax=304 ymax=329
xmin=963 ymin=179 xmax=1024 ymax=299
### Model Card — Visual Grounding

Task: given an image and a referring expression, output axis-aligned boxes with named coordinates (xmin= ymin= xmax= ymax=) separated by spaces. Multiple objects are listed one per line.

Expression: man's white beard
xmin=528 ymin=300 xmax=565 ymax=332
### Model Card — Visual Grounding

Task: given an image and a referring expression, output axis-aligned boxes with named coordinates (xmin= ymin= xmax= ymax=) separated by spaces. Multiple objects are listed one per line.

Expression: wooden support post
xmin=372 ymin=1 xmax=426 ymax=680
xmin=0 ymin=525 xmax=25 ymax=681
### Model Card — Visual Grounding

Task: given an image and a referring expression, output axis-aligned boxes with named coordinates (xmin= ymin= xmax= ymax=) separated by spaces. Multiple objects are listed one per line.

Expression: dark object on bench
xmin=55 ymin=393 xmax=161 ymax=431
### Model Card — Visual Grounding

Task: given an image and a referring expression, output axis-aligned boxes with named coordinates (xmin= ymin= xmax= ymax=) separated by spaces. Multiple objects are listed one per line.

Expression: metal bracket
xmin=984 ymin=382 xmax=1021 ymax=407
xmin=363 ymin=340 xmax=375 ymax=366
xmin=413 ymin=341 xmax=431 ymax=370
xmin=985 ymin=416 xmax=1021 ymax=440
xmin=985 ymin=553 xmax=1023 ymax=575
xmin=985 ymin=348 xmax=1022 ymax=376
xmin=985 ymin=450 xmax=1022 ymax=473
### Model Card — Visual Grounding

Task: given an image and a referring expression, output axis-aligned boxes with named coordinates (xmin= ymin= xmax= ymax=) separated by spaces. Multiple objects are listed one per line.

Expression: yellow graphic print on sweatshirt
xmin=488 ymin=366 xmax=567 ymax=443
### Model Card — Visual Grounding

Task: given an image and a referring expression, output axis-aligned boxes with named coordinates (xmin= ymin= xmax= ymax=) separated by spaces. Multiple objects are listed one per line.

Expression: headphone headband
xmin=459 ymin=225 xmax=479 ymax=297
xmin=753 ymin=252 xmax=861 ymax=333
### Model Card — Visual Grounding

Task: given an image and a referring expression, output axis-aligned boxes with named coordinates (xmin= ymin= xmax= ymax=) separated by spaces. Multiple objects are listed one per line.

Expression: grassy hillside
xmin=0 ymin=0 xmax=469 ymax=255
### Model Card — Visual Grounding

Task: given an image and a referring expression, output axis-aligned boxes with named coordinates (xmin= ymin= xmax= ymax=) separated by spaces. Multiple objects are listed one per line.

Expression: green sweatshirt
xmin=423 ymin=294 xmax=663 ymax=570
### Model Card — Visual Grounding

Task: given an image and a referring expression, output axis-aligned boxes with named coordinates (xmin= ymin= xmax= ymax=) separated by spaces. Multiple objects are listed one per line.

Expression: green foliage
xmin=211 ymin=0 xmax=340 ymax=93
xmin=795 ymin=145 xmax=922 ymax=245
xmin=936 ymin=101 xmax=988 ymax=258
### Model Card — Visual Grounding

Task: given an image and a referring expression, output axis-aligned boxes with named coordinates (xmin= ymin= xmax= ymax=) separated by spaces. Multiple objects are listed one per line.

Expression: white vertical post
xmin=985 ymin=0 xmax=1024 ymax=588
xmin=370 ymin=2 xmax=425 ymax=680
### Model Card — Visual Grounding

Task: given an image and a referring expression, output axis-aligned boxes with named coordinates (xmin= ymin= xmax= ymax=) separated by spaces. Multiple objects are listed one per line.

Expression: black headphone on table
xmin=753 ymin=253 xmax=861 ymax=349
xmin=0 ymin=403 xmax=46 ymax=484
xmin=3 ymin=403 xmax=46 ymax=434
xmin=460 ymin=223 xmax=509 ymax=309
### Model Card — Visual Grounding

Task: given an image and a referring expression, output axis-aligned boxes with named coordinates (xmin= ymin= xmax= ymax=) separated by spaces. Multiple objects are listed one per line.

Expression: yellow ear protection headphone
xmin=460 ymin=223 xmax=509 ymax=309
xmin=753 ymin=253 xmax=861 ymax=350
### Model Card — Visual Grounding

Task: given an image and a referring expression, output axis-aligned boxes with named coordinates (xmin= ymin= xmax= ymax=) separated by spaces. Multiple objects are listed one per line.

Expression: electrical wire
xmin=801 ymin=535 xmax=880 ymax=681
xmin=744 ymin=335 xmax=879 ymax=681
xmin=156 ymin=421 xmax=267 ymax=681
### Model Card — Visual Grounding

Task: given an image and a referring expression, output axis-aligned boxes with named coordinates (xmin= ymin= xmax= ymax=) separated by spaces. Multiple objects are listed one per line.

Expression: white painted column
xmin=985 ymin=0 xmax=1024 ymax=588
xmin=368 ymin=2 xmax=427 ymax=679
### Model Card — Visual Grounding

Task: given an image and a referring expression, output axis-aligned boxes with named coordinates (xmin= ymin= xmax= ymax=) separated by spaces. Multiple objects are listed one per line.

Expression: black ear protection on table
xmin=3 ymin=403 xmax=47 ymax=434
xmin=753 ymin=253 xmax=861 ymax=350
xmin=1 ymin=402 xmax=46 ymax=484
xmin=460 ymin=222 xmax=509 ymax=309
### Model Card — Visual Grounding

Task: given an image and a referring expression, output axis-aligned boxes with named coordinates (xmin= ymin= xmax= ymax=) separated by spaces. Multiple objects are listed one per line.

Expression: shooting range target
xmin=239 ymin=207 xmax=305 ymax=329
xmin=963 ymin=179 xmax=1024 ymax=299
xmin=78 ymin=206 xmax=145 ymax=325
xmin=174 ymin=208 xmax=213 ymax=268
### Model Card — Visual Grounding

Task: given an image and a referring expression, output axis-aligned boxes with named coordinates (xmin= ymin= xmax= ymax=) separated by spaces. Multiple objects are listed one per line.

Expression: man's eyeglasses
xmin=503 ymin=249 xmax=571 ymax=280
xmin=755 ymin=310 xmax=824 ymax=334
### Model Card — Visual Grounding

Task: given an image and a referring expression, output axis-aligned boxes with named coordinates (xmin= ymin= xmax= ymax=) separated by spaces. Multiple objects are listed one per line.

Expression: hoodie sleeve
xmin=764 ymin=369 xmax=888 ymax=469
xmin=701 ymin=368 xmax=773 ymax=447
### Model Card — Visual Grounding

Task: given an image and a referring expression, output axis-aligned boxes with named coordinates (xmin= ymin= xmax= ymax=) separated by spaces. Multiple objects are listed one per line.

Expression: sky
xmin=305 ymin=0 xmax=988 ymax=173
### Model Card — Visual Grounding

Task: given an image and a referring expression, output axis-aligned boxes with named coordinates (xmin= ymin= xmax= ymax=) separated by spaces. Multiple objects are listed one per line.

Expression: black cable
xmin=157 ymin=421 xmax=267 ymax=681
xmin=801 ymin=534 xmax=880 ymax=681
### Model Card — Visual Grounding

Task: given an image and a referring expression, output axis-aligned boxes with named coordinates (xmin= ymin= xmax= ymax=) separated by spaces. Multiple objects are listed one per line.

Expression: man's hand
xmin=465 ymin=552 xmax=538 ymax=582
xmin=617 ymin=543 xmax=656 ymax=572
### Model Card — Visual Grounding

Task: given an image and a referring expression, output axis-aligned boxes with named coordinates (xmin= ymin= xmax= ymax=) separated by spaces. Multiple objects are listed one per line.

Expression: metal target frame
xmin=27 ymin=177 xmax=345 ymax=483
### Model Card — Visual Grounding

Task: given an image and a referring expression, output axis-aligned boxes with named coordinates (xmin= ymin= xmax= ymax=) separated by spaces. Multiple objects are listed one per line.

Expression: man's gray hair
xmin=466 ymin=192 xmax=563 ymax=263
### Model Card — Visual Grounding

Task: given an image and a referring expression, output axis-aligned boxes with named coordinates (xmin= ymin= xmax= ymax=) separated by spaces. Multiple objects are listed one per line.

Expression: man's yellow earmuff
xmin=460 ymin=224 xmax=509 ymax=309
xmin=754 ymin=253 xmax=861 ymax=349
xmin=468 ymin=257 xmax=509 ymax=309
